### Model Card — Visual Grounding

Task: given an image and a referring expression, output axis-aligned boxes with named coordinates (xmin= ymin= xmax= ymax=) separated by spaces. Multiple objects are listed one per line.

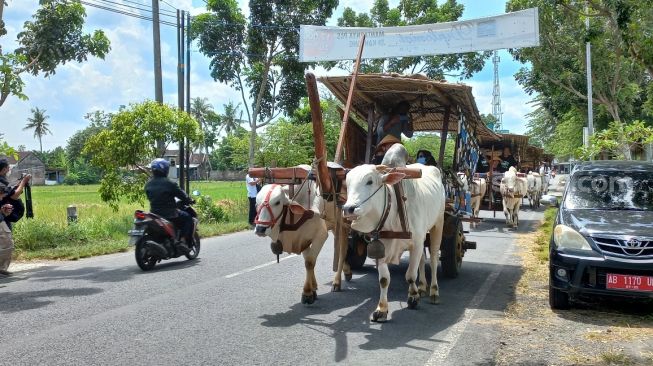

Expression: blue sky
xmin=1 ymin=0 xmax=534 ymax=151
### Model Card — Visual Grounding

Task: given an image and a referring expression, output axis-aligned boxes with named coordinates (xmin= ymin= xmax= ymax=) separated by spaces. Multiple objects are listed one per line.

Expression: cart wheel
xmin=347 ymin=234 xmax=367 ymax=270
xmin=441 ymin=215 xmax=463 ymax=278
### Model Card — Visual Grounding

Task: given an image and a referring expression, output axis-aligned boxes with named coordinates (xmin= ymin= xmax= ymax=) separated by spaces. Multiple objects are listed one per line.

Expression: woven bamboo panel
xmin=318 ymin=73 xmax=500 ymax=142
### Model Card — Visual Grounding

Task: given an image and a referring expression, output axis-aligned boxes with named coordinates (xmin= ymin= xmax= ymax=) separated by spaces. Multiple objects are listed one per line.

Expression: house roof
xmin=319 ymin=73 xmax=500 ymax=142
xmin=163 ymin=150 xmax=208 ymax=165
xmin=0 ymin=151 xmax=42 ymax=165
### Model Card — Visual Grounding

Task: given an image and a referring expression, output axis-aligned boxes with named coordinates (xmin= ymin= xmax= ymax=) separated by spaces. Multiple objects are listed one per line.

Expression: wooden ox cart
xmin=249 ymin=72 xmax=501 ymax=278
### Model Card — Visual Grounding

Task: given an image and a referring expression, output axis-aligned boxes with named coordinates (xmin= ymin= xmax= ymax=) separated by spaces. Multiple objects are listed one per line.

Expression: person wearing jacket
xmin=144 ymin=158 xmax=193 ymax=253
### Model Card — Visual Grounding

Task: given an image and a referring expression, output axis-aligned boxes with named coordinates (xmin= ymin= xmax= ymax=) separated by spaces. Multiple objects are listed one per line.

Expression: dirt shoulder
xmin=495 ymin=209 xmax=653 ymax=366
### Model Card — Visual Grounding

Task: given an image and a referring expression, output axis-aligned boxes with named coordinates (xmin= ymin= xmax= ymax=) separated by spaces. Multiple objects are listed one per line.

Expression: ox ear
xmin=375 ymin=164 xmax=388 ymax=172
xmin=288 ymin=202 xmax=307 ymax=215
xmin=382 ymin=172 xmax=406 ymax=185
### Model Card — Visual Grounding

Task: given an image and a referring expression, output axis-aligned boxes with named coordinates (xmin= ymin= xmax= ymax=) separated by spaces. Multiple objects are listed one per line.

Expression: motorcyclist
xmin=144 ymin=158 xmax=193 ymax=253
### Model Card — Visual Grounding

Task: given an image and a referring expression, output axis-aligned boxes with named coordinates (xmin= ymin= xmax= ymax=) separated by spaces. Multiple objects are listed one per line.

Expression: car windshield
xmin=564 ymin=171 xmax=653 ymax=210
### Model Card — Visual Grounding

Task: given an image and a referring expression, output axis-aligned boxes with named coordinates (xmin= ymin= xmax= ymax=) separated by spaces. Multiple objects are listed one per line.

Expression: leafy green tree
xmin=24 ymin=107 xmax=51 ymax=152
xmin=0 ymin=0 xmax=110 ymax=107
xmin=507 ymin=0 xmax=648 ymax=124
xmin=331 ymin=0 xmax=489 ymax=78
xmin=547 ymin=110 xmax=586 ymax=160
xmin=210 ymin=127 xmax=251 ymax=171
xmin=480 ymin=114 xmax=498 ymax=130
xmin=84 ymin=101 xmax=203 ymax=209
xmin=190 ymin=97 xmax=221 ymax=178
xmin=66 ymin=110 xmax=112 ymax=162
xmin=0 ymin=138 xmax=17 ymax=160
xmin=402 ymin=134 xmax=455 ymax=169
xmin=524 ymin=104 xmax=556 ymax=149
xmin=192 ymin=0 xmax=338 ymax=167
xmin=578 ymin=120 xmax=653 ymax=160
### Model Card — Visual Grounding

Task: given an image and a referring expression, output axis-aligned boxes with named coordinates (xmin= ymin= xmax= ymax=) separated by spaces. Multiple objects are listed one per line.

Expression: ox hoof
xmin=345 ymin=273 xmax=353 ymax=282
xmin=371 ymin=310 xmax=388 ymax=323
xmin=332 ymin=283 xmax=341 ymax=292
xmin=430 ymin=295 xmax=441 ymax=304
xmin=313 ymin=291 xmax=318 ymax=300
xmin=407 ymin=296 xmax=420 ymax=309
xmin=301 ymin=292 xmax=316 ymax=305
xmin=418 ymin=289 xmax=428 ymax=298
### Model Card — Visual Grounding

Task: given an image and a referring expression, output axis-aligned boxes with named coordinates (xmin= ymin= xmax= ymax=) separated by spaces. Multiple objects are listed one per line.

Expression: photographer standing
xmin=0 ymin=158 xmax=31 ymax=230
xmin=0 ymin=194 xmax=14 ymax=276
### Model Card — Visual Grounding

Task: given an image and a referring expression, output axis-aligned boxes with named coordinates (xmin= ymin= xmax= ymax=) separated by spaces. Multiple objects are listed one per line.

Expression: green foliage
xmin=84 ymin=101 xmax=203 ymax=209
xmin=66 ymin=110 xmax=112 ymax=161
xmin=507 ymin=0 xmax=649 ymax=125
xmin=193 ymin=0 xmax=339 ymax=166
xmin=0 ymin=138 xmax=17 ymax=159
xmin=34 ymin=146 xmax=67 ymax=169
xmin=195 ymin=195 xmax=229 ymax=223
xmin=548 ymin=110 xmax=585 ymax=160
xmin=577 ymin=120 xmax=653 ymax=160
xmin=331 ymin=0 xmax=490 ymax=78
xmin=480 ymin=113 xmax=498 ymax=130
xmin=211 ymin=128 xmax=251 ymax=171
xmin=0 ymin=0 xmax=111 ymax=106
xmin=65 ymin=158 xmax=101 ymax=185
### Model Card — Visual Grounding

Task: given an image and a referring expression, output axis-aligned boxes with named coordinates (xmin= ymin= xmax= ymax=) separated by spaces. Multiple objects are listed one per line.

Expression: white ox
xmin=526 ymin=171 xmax=542 ymax=208
xmin=254 ymin=179 xmax=328 ymax=304
xmin=342 ymin=163 xmax=445 ymax=322
xmin=500 ymin=167 xmax=528 ymax=228
xmin=470 ymin=177 xmax=487 ymax=228
xmin=254 ymin=166 xmax=352 ymax=302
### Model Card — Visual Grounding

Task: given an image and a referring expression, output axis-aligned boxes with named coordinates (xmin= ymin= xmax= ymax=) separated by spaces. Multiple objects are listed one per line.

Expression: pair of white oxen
xmin=457 ymin=169 xmax=547 ymax=229
xmin=254 ymin=145 xmax=444 ymax=323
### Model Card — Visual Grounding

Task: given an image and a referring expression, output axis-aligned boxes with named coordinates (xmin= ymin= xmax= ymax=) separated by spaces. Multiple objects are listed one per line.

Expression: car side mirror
xmin=192 ymin=190 xmax=201 ymax=196
xmin=540 ymin=195 xmax=558 ymax=207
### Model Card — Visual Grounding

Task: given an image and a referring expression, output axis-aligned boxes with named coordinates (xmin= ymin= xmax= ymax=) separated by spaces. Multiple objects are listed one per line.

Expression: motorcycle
xmin=128 ymin=198 xmax=200 ymax=271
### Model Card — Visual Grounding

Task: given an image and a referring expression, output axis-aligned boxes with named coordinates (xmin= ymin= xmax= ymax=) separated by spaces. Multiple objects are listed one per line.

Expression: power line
xmin=79 ymin=0 xmax=179 ymax=27
xmin=87 ymin=0 xmax=178 ymax=19
xmin=159 ymin=0 xmax=178 ymax=12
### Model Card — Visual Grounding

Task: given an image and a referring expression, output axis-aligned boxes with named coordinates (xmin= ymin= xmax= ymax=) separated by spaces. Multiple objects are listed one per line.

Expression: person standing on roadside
xmin=246 ymin=173 xmax=260 ymax=228
xmin=0 ymin=193 xmax=15 ymax=277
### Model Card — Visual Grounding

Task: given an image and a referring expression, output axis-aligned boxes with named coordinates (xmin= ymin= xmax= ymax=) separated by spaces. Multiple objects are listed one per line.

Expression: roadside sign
xmin=299 ymin=8 xmax=540 ymax=62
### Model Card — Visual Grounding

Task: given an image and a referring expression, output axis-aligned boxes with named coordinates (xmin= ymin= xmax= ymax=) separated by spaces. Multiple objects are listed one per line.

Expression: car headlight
xmin=553 ymin=225 xmax=592 ymax=251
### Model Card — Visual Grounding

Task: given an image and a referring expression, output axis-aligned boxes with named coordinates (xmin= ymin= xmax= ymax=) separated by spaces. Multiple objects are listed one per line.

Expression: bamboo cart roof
xmin=319 ymin=73 xmax=500 ymax=142
xmin=523 ymin=145 xmax=544 ymax=163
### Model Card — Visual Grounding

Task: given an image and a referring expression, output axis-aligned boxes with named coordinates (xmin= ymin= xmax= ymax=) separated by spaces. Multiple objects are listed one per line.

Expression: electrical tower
xmin=491 ymin=50 xmax=503 ymax=132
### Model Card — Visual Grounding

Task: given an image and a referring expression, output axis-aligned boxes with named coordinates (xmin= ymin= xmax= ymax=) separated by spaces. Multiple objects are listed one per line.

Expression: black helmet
xmin=150 ymin=158 xmax=170 ymax=177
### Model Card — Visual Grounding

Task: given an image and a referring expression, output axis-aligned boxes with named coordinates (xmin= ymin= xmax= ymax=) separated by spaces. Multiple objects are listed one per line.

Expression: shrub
xmin=195 ymin=195 xmax=229 ymax=223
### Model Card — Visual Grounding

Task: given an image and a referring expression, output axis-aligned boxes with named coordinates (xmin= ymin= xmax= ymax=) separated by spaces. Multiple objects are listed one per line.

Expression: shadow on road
xmin=259 ymin=255 xmax=522 ymax=363
xmin=0 ymin=287 xmax=104 ymax=314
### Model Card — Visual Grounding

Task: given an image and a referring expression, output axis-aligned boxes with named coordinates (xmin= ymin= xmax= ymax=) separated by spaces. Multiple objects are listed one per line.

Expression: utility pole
xmin=152 ymin=0 xmax=165 ymax=156
xmin=185 ymin=11 xmax=191 ymax=192
xmin=177 ymin=9 xmax=185 ymax=187
xmin=585 ymin=1 xmax=594 ymax=143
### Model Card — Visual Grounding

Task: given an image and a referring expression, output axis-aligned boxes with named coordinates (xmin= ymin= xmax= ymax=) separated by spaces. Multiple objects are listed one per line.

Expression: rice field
xmin=12 ymin=181 xmax=249 ymax=260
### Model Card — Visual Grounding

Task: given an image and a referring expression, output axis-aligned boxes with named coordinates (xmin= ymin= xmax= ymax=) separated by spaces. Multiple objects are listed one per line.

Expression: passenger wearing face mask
xmin=415 ymin=150 xmax=437 ymax=166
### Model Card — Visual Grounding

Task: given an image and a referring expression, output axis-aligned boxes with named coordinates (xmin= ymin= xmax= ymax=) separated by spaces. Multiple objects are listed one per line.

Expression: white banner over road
xmin=299 ymin=8 xmax=540 ymax=62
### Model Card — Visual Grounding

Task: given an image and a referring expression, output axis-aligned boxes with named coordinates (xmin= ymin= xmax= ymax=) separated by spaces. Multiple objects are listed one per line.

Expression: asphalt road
xmin=0 ymin=208 xmax=544 ymax=366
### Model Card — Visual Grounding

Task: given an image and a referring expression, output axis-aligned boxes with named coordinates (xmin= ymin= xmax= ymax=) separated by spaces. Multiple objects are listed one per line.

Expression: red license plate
xmin=606 ymin=274 xmax=653 ymax=292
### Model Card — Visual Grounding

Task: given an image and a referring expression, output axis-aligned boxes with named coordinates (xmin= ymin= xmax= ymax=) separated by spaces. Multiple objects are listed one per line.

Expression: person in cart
xmin=416 ymin=150 xmax=437 ymax=166
xmin=496 ymin=146 xmax=518 ymax=173
xmin=476 ymin=152 xmax=491 ymax=174
xmin=372 ymin=101 xmax=414 ymax=164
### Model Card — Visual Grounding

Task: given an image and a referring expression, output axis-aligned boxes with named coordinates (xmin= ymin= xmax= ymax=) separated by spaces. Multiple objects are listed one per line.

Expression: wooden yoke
xmin=248 ymin=166 xmax=422 ymax=182
xmin=305 ymin=73 xmax=333 ymax=196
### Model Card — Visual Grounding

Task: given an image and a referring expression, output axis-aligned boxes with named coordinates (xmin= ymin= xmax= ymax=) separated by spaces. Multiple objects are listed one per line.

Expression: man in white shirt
xmin=246 ymin=174 xmax=260 ymax=228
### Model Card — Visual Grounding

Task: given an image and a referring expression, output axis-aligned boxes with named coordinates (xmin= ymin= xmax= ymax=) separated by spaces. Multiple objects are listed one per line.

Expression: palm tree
xmin=24 ymin=107 xmax=51 ymax=153
xmin=191 ymin=97 xmax=218 ymax=179
xmin=220 ymin=101 xmax=245 ymax=136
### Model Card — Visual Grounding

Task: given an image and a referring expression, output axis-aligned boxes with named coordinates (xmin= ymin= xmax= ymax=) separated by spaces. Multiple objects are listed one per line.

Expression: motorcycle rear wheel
xmin=135 ymin=240 xmax=158 ymax=271
xmin=185 ymin=232 xmax=200 ymax=260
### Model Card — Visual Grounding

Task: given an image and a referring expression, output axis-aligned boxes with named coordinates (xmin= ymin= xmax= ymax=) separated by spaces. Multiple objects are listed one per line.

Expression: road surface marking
xmin=224 ymin=254 xmax=298 ymax=279
xmin=424 ymin=253 xmax=506 ymax=365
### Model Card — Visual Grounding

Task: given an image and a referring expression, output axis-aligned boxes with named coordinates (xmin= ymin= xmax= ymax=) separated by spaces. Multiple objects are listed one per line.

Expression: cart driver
xmin=372 ymin=101 xmax=414 ymax=164
xmin=496 ymin=146 xmax=518 ymax=173
xmin=476 ymin=152 xmax=490 ymax=174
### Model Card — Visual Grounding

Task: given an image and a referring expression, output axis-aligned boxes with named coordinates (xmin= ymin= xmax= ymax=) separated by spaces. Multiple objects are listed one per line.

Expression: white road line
xmin=224 ymin=254 xmax=298 ymax=279
xmin=424 ymin=259 xmax=505 ymax=365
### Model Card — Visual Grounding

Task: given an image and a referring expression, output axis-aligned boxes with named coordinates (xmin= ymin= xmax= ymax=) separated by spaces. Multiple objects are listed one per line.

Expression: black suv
xmin=547 ymin=161 xmax=653 ymax=309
